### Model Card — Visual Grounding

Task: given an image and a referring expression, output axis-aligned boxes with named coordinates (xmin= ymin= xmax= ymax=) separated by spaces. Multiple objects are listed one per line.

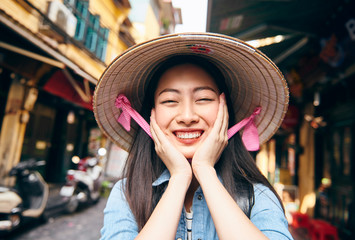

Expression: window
xmin=64 ymin=0 xmax=109 ymax=62
xmin=64 ymin=0 xmax=76 ymax=10
xmin=85 ymin=13 xmax=99 ymax=52
xmin=96 ymin=27 xmax=109 ymax=61
xmin=73 ymin=0 xmax=88 ymax=41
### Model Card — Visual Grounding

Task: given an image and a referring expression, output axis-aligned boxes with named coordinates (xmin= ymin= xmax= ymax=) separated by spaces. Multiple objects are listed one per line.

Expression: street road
xmin=6 ymin=197 xmax=107 ymax=240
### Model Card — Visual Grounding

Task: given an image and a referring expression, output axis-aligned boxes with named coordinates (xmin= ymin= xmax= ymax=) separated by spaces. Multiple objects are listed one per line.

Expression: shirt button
xmin=197 ymin=194 xmax=203 ymax=200
xmin=177 ymin=238 xmax=182 ymax=240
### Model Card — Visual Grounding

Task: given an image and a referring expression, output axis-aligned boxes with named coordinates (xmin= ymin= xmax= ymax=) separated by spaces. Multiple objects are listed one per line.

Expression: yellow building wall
xmin=89 ymin=0 xmax=131 ymax=62
xmin=1 ymin=0 xmax=133 ymax=80
xmin=131 ymin=4 xmax=160 ymax=44
xmin=144 ymin=5 xmax=160 ymax=41
xmin=2 ymin=0 xmax=47 ymax=34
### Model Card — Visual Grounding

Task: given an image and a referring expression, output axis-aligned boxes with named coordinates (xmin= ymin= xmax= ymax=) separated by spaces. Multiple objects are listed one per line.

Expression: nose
xmin=175 ymin=101 xmax=199 ymax=125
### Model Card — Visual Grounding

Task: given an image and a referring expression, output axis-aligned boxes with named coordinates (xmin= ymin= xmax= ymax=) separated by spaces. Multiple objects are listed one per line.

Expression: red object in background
xmin=281 ymin=105 xmax=300 ymax=130
xmin=291 ymin=212 xmax=311 ymax=230
xmin=66 ymin=171 xmax=75 ymax=181
xmin=290 ymin=212 xmax=339 ymax=240
xmin=43 ymin=70 xmax=93 ymax=110
xmin=309 ymin=219 xmax=339 ymax=240
xmin=78 ymin=157 xmax=89 ymax=171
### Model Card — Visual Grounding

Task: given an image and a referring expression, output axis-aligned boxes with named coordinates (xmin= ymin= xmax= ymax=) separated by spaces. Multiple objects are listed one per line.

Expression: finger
xmin=150 ymin=110 xmax=161 ymax=145
xmin=150 ymin=109 xmax=171 ymax=148
xmin=221 ymin=94 xmax=229 ymax=135
xmin=210 ymin=93 xmax=225 ymax=135
xmin=216 ymin=93 xmax=227 ymax=136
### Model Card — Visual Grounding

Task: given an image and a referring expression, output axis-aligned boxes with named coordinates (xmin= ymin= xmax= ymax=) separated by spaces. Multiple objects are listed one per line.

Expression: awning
xmin=0 ymin=41 xmax=65 ymax=69
xmin=0 ymin=13 xmax=97 ymax=84
xmin=43 ymin=69 xmax=93 ymax=111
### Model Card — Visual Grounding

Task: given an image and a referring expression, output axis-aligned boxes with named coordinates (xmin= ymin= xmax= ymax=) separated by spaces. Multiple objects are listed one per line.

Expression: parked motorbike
xmin=0 ymin=159 xmax=48 ymax=234
xmin=60 ymin=156 xmax=102 ymax=213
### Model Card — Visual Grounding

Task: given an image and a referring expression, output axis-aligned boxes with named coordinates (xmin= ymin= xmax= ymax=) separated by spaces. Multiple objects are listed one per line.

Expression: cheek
xmin=154 ymin=106 xmax=171 ymax=129
xmin=202 ymin=104 xmax=219 ymax=126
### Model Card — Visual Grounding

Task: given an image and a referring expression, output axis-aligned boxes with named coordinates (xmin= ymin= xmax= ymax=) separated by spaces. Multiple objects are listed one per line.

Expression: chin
xmin=174 ymin=144 xmax=196 ymax=159
xmin=184 ymin=154 xmax=194 ymax=159
xmin=181 ymin=150 xmax=195 ymax=159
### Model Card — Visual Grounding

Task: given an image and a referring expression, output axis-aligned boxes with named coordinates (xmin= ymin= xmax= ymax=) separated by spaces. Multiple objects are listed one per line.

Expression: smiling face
xmin=154 ymin=63 xmax=221 ymax=159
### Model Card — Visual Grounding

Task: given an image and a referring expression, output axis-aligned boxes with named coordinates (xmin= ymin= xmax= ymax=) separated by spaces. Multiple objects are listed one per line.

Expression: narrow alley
xmin=6 ymin=198 xmax=106 ymax=240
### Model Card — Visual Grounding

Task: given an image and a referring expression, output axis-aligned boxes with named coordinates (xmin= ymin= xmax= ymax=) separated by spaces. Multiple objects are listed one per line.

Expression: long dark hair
xmin=122 ymin=55 xmax=283 ymax=230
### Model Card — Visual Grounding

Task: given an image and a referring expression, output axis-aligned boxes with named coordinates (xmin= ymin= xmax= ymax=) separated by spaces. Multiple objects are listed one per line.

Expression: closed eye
xmin=197 ymin=98 xmax=214 ymax=102
xmin=161 ymin=100 xmax=178 ymax=104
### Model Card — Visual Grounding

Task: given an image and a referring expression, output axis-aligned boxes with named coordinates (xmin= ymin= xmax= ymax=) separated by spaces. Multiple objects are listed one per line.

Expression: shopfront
xmin=0 ymin=16 xmax=100 ymax=184
xmin=314 ymin=74 xmax=355 ymax=236
xmin=20 ymin=87 xmax=98 ymax=182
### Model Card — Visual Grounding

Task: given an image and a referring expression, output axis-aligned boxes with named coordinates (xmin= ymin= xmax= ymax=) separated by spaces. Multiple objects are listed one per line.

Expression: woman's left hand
xmin=191 ymin=93 xmax=229 ymax=171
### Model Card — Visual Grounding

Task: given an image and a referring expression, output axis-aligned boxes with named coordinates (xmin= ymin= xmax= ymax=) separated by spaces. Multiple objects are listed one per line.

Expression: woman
xmin=94 ymin=33 xmax=293 ymax=239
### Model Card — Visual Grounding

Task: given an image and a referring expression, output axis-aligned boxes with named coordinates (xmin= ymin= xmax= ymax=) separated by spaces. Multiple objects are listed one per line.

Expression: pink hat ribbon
xmin=115 ymin=94 xmax=261 ymax=151
xmin=227 ymin=107 xmax=261 ymax=151
xmin=115 ymin=94 xmax=152 ymax=138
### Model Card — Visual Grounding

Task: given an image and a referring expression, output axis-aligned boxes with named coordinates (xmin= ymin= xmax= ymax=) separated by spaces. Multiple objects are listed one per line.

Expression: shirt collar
xmin=152 ymin=169 xmax=170 ymax=186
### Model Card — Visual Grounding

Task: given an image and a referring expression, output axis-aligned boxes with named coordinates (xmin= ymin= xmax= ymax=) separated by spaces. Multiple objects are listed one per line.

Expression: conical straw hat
xmin=93 ymin=32 xmax=289 ymax=152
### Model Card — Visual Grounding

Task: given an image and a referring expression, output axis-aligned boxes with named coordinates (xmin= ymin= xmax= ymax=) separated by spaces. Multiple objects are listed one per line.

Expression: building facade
xmin=207 ymin=0 xmax=355 ymax=238
xmin=0 ymin=0 xmax=135 ymax=184
xmin=129 ymin=0 xmax=182 ymax=44
xmin=0 ymin=0 xmax=181 ymax=185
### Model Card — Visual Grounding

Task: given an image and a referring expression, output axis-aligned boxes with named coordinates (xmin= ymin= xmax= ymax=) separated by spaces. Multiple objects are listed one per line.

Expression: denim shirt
xmin=101 ymin=170 xmax=294 ymax=240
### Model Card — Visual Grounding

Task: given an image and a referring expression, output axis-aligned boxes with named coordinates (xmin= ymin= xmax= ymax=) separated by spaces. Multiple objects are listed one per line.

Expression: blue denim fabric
xmin=100 ymin=170 xmax=294 ymax=240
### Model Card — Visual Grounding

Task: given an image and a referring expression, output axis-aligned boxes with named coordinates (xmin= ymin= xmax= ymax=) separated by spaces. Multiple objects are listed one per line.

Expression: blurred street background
xmin=1 ymin=0 xmax=354 ymax=239
xmin=6 ymin=193 xmax=107 ymax=240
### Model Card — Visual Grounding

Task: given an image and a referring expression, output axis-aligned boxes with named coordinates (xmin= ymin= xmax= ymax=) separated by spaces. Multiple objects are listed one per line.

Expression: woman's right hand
xmin=150 ymin=109 xmax=192 ymax=181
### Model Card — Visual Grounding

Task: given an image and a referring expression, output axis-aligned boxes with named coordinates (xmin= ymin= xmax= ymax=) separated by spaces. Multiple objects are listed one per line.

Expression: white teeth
xmin=176 ymin=132 xmax=201 ymax=139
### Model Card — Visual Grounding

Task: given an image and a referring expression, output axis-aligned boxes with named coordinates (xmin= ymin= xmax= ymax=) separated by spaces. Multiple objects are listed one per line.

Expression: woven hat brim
xmin=93 ymin=33 xmax=289 ymax=152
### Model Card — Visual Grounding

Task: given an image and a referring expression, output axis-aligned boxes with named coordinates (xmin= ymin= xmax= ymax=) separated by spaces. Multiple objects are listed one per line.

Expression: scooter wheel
xmin=65 ymin=195 xmax=79 ymax=213
xmin=92 ymin=195 xmax=101 ymax=205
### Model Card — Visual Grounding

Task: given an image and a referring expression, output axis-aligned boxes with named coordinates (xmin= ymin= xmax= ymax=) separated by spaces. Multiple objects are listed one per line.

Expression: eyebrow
xmin=158 ymin=86 xmax=218 ymax=96
xmin=158 ymin=88 xmax=180 ymax=96
xmin=193 ymin=86 xmax=218 ymax=94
